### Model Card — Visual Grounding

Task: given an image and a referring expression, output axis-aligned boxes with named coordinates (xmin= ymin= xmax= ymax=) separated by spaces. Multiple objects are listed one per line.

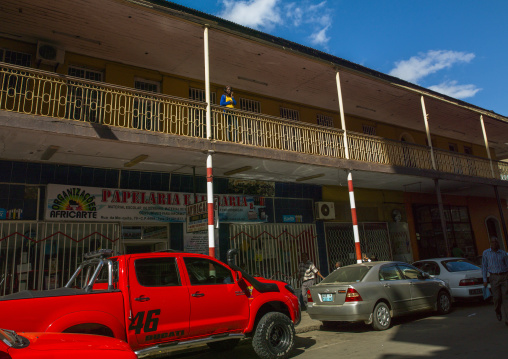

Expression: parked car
xmin=306 ymin=261 xmax=452 ymax=331
xmin=412 ymin=257 xmax=484 ymax=300
xmin=0 ymin=249 xmax=299 ymax=359
xmin=0 ymin=327 xmax=137 ymax=358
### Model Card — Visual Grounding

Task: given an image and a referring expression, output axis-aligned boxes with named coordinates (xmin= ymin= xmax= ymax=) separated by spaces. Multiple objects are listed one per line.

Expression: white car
xmin=412 ymin=258 xmax=484 ymax=300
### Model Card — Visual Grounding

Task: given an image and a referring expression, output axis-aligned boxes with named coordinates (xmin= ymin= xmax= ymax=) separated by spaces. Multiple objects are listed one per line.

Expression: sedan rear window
xmin=442 ymin=259 xmax=480 ymax=272
xmin=321 ymin=266 xmax=371 ymax=284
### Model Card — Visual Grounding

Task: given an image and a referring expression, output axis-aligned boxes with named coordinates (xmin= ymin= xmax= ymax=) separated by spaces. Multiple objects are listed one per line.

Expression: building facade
xmin=1 ymin=0 xmax=508 ymax=295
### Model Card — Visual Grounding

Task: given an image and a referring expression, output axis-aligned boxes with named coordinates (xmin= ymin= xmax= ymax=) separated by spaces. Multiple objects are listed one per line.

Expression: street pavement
xmin=164 ymin=300 xmax=507 ymax=359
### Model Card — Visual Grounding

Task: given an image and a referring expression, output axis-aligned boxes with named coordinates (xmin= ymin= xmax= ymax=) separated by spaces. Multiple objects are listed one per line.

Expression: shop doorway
xmin=121 ymin=224 xmax=169 ymax=255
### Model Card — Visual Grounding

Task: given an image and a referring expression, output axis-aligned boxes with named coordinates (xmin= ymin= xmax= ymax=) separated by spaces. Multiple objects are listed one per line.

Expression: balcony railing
xmin=1 ymin=62 xmax=506 ymax=182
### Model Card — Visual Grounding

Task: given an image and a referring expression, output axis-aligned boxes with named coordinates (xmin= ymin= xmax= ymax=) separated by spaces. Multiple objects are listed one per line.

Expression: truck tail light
xmin=345 ymin=288 xmax=363 ymax=302
xmin=307 ymin=290 xmax=313 ymax=303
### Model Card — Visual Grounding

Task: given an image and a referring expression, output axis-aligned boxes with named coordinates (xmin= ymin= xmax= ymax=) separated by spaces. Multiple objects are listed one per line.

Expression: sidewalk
xmin=296 ymin=310 xmax=322 ymax=334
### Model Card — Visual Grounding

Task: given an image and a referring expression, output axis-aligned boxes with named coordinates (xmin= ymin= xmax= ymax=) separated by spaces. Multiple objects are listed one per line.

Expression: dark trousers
xmin=490 ymin=272 xmax=508 ymax=319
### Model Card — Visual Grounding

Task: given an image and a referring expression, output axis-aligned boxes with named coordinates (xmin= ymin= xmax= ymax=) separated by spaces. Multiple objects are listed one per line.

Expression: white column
xmin=480 ymin=115 xmax=496 ymax=178
xmin=204 ymin=26 xmax=211 ymax=140
xmin=336 ymin=71 xmax=349 ymax=159
xmin=421 ymin=96 xmax=436 ymax=170
xmin=207 ymin=151 xmax=215 ymax=258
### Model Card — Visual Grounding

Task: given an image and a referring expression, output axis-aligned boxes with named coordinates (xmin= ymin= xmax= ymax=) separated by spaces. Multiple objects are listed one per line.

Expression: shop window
xmin=317 ymin=114 xmax=333 ymax=127
xmin=1 ymin=49 xmax=32 ymax=67
xmin=240 ymin=98 xmax=260 ymax=113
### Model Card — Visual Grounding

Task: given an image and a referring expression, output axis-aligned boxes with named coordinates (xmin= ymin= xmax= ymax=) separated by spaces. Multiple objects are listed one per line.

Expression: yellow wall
xmin=0 ymin=37 xmax=495 ymax=157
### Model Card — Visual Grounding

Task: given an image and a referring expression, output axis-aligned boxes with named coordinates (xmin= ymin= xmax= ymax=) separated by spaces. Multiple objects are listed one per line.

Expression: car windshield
xmin=321 ymin=266 xmax=371 ymax=284
xmin=442 ymin=259 xmax=480 ymax=272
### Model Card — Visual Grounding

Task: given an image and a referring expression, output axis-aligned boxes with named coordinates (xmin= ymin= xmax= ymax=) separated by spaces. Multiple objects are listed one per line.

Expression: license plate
xmin=469 ymin=288 xmax=482 ymax=295
xmin=321 ymin=293 xmax=333 ymax=302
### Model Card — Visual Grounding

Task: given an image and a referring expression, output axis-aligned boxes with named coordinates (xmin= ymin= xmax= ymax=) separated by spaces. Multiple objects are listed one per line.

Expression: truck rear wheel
xmin=252 ymin=312 xmax=295 ymax=359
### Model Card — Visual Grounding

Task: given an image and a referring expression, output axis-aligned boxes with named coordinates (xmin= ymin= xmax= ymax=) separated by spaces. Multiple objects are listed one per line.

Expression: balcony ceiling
xmin=1 ymin=0 xmax=508 ymax=202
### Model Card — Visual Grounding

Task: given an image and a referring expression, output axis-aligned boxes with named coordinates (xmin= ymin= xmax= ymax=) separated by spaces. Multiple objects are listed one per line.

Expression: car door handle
xmin=135 ymin=296 xmax=150 ymax=302
xmin=383 ymin=284 xmax=390 ymax=288
xmin=192 ymin=292 xmax=205 ymax=297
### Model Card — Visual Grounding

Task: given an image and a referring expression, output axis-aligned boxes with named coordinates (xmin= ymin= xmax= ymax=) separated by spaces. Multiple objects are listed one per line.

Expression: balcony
xmin=1 ymin=62 xmax=507 ymax=182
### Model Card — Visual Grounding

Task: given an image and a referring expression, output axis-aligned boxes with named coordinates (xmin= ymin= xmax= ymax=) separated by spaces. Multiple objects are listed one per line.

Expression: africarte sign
xmin=45 ymin=184 xmax=268 ymax=223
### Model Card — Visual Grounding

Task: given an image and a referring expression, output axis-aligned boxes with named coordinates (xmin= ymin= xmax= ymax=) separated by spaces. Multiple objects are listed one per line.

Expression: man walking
xmin=482 ymin=237 xmax=508 ymax=325
xmin=298 ymin=253 xmax=324 ymax=309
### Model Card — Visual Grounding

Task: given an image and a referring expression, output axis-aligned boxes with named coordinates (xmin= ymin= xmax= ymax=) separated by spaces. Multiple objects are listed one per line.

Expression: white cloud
xmin=217 ymin=0 xmax=282 ymax=30
xmin=428 ymin=81 xmax=481 ymax=99
xmin=389 ymin=50 xmax=475 ymax=83
xmin=309 ymin=25 xmax=330 ymax=47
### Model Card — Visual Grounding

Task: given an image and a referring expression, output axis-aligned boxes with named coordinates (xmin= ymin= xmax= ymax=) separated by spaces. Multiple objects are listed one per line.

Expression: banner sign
xmin=45 ymin=184 xmax=268 ymax=223
xmin=186 ymin=201 xmax=208 ymax=233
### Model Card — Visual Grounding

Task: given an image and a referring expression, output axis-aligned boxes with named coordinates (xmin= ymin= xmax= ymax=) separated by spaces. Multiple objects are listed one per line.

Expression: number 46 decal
xmin=129 ymin=309 xmax=161 ymax=334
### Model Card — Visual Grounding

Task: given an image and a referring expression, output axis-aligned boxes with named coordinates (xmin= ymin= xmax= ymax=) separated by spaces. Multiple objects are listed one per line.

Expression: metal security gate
xmin=0 ymin=221 xmax=120 ymax=296
xmin=229 ymin=223 xmax=319 ymax=288
xmin=325 ymin=222 xmax=392 ymax=269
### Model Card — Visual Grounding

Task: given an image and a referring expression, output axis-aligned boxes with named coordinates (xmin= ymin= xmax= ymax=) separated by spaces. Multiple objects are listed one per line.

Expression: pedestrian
xmin=362 ymin=253 xmax=371 ymax=263
xmin=481 ymin=237 xmax=508 ymax=325
xmin=297 ymin=253 xmax=324 ymax=309
xmin=333 ymin=261 xmax=342 ymax=271
xmin=451 ymin=242 xmax=464 ymax=257
xmin=220 ymin=85 xmax=238 ymax=142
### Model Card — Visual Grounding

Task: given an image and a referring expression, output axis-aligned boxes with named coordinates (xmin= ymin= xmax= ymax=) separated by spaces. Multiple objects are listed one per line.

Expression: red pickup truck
xmin=0 ymin=249 xmax=300 ymax=359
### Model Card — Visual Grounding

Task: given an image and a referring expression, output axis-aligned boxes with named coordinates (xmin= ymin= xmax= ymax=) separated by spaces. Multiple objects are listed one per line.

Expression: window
xmin=321 ymin=266 xmax=371 ymax=283
xmin=133 ymin=78 xmax=160 ymax=131
xmin=0 ymin=49 xmax=32 ymax=67
xmin=362 ymin=124 xmax=376 ymax=136
xmin=317 ymin=114 xmax=333 ymax=127
xmin=464 ymin=146 xmax=473 ymax=155
xmin=413 ymin=261 xmax=440 ymax=276
xmin=135 ymin=258 xmax=180 ymax=287
xmin=280 ymin=107 xmax=300 ymax=121
xmin=183 ymin=257 xmax=233 ymax=285
xmin=397 ymin=264 xmax=420 ymax=279
xmin=448 ymin=143 xmax=458 ymax=152
xmin=189 ymin=87 xmax=216 ymax=104
xmin=240 ymin=98 xmax=261 ymax=113
xmin=379 ymin=266 xmax=402 ymax=281
xmin=67 ymin=66 xmax=104 ymax=122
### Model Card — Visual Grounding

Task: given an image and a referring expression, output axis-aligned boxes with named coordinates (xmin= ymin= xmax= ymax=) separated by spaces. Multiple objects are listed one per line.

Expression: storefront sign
xmin=282 ymin=215 xmax=302 ymax=223
xmin=186 ymin=201 xmax=208 ymax=233
xmin=45 ymin=184 xmax=267 ymax=223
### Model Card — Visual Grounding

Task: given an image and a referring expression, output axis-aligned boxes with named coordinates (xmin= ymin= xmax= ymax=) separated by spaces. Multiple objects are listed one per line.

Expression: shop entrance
xmin=121 ymin=224 xmax=170 ymax=255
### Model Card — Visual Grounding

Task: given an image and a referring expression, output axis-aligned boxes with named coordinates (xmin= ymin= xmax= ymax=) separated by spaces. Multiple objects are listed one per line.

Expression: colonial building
xmin=1 ymin=0 xmax=507 ymax=295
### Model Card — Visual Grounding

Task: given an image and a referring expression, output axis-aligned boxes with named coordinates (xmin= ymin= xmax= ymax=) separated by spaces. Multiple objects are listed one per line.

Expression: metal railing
xmin=1 ymin=62 xmax=507 ymax=181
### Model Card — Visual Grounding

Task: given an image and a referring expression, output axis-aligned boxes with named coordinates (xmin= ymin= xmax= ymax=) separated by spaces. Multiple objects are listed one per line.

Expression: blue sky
xmin=170 ymin=0 xmax=508 ymax=117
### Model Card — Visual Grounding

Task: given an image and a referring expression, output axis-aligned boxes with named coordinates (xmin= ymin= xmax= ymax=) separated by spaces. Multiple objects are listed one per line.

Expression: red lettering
xmin=241 ymin=197 xmax=247 ymax=206
xmin=141 ymin=192 xmax=146 ymax=203
xmin=122 ymin=191 xmax=131 ymax=203
xmin=183 ymin=194 xmax=191 ymax=205
xmin=158 ymin=193 xmax=167 ymax=205
xmin=148 ymin=193 xmax=156 ymax=204
xmin=133 ymin=192 xmax=141 ymax=204
xmin=102 ymin=190 xmax=112 ymax=202
xmin=112 ymin=190 xmax=121 ymax=203
xmin=172 ymin=194 xmax=180 ymax=205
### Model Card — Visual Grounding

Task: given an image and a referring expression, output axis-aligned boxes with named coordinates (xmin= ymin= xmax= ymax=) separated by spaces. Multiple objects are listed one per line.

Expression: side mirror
xmin=418 ymin=272 xmax=430 ymax=280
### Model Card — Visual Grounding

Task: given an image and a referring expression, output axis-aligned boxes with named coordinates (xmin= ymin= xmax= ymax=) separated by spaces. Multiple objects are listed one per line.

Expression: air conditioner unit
xmin=315 ymin=202 xmax=335 ymax=220
xmin=36 ymin=41 xmax=65 ymax=66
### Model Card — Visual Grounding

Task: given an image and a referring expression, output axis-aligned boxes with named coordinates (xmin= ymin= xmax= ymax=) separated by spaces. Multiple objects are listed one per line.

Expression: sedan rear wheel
xmin=437 ymin=290 xmax=452 ymax=314
xmin=371 ymin=302 xmax=391 ymax=331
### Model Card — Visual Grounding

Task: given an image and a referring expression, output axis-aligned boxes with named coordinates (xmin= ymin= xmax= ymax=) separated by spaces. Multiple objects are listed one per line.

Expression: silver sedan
xmin=306 ymin=261 xmax=452 ymax=330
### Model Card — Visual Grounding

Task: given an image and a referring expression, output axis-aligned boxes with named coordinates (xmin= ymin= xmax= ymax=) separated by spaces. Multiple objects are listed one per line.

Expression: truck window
xmin=135 ymin=258 xmax=180 ymax=287
xmin=183 ymin=257 xmax=233 ymax=285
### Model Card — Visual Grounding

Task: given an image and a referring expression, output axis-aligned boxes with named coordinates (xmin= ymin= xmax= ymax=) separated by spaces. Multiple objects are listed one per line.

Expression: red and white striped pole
xmin=207 ymin=151 xmax=215 ymax=258
xmin=348 ymin=170 xmax=362 ymax=263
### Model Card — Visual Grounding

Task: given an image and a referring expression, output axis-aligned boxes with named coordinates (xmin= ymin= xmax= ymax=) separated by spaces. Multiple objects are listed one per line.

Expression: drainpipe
xmin=204 ymin=25 xmax=215 ymax=258
xmin=336 ymin=70 xmax=349 ymax=160
xmin=480 ymin=115 xmax=496 ymax=178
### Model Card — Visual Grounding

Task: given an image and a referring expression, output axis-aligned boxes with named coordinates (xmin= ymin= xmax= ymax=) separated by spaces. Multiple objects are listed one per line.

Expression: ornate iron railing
xmin=1 ymin=62 xmax=506 ymax=181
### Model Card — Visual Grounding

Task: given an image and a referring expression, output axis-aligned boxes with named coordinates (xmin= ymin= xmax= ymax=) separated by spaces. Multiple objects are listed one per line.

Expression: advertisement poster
xmin=45 ymin=184 xmax=268 ymax=223
xmin=183 ymin=229 xmax=219 ymax=255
